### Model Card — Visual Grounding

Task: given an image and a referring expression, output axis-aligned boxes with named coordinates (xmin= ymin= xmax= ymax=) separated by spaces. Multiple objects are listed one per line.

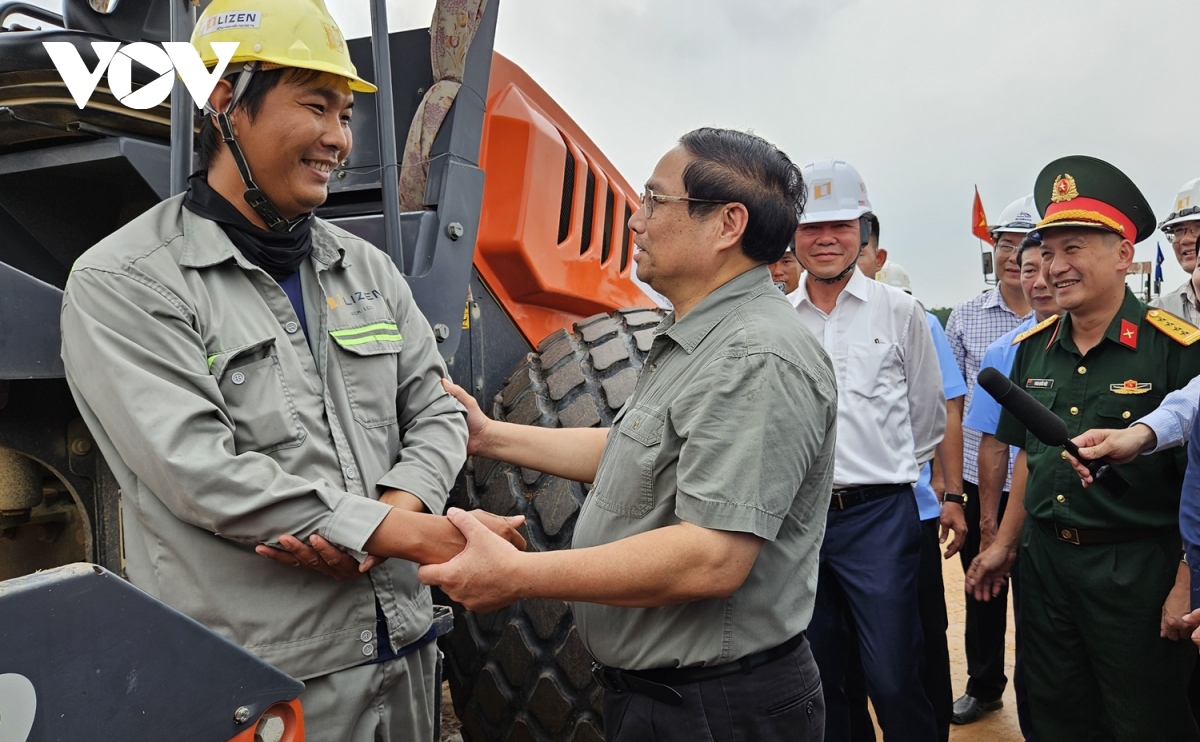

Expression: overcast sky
xmin=329 ymin=0 xmax=1200 ymax=309
xmin=26 ymin=0 xmax=1200 ymax=308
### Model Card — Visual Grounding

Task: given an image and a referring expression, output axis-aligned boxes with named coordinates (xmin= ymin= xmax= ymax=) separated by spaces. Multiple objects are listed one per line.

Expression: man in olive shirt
xmin=421 ymin=128 xmax=837 ymax=741
xmin=967 ymin=156 xmax=1200 ymax=739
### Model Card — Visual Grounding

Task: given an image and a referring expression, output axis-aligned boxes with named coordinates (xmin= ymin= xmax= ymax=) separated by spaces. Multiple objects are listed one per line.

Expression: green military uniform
xmin=996 ymin=156 xmax=1200 ymax=741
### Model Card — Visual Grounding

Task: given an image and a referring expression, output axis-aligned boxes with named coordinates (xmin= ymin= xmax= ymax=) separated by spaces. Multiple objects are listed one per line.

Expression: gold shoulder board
xmin=1012 ymin=314 xmax=1060 ymax=345
xmin=1146 ymin=309 xmax=1200 ymax=346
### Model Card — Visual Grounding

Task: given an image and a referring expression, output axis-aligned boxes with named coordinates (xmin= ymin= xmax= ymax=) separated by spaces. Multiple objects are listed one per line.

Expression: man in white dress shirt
xmin=789 ymin=160 xmax=945 ymax=742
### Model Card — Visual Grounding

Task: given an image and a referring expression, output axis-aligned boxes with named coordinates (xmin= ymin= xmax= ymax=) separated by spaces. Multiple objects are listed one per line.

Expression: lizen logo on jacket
xmin=43 ymin=41 xmax=238 ymax=110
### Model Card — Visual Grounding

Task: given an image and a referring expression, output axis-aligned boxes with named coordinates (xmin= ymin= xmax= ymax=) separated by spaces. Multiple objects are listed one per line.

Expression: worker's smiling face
xmin=231 ymin=71 xmax=355 ymax=219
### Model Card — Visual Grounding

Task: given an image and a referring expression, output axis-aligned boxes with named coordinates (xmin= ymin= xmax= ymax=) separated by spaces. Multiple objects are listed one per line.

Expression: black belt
xmin=591 ymin=632 xmax=806 ymax=707
xmin=829 ymin=483 xmax=908 ymax=511
xmin=1037 ymin=519 xmax=1175 ymax=546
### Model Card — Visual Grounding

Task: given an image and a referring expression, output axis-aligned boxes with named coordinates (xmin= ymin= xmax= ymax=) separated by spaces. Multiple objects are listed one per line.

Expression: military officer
xmin=966 ymin=156 xmax=1200 ymax=740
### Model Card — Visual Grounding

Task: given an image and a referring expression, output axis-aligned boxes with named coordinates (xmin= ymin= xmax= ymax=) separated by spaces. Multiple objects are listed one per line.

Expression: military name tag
xmin=1026 ymin=379 xmax=1054 ymax=389
xmin=1110 ymin=380 xmax=1151 ymax=395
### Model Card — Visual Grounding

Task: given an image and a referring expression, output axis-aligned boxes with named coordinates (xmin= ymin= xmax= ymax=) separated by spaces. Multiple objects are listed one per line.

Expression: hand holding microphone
xmin=977 ymin=367 xmax=1130 ymax=497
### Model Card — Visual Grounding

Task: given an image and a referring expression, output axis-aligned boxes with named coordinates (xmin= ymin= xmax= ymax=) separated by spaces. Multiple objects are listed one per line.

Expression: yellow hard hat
xmin=191 ymin=0 xmax=377 ymax=93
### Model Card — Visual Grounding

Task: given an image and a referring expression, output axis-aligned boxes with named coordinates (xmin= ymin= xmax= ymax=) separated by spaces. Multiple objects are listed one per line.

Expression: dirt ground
xmin=942 ymin=555 xmax=1024 ymax=741
xmin=439 ymin=555 xmax=1026 ymax=742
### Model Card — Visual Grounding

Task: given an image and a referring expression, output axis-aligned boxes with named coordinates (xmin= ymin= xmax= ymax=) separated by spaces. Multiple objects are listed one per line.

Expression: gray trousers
xmin=603 ymin=637 xmax=824 ymax=741
xmin=299 ymin=642 xmax=438 ymax=742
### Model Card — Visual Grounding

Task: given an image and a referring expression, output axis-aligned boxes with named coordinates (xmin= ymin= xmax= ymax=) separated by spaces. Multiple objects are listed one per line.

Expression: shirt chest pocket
xmin=845 ymin=342 xmax=902 ymax=399
xmin=593 ymin=404 xmax=664 ymax=519
xmin=330 ymin=321 xmax=403 ymax=428
xmin=209 ymin=337 xmax=305 ymax=454
xmin=1094 ymin=390 xmax=1163 ymax=429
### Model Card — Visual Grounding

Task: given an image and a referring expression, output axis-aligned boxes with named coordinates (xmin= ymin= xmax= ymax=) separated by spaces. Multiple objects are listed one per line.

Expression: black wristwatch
xmin=942 ymin=493 xmax=967 ymax=506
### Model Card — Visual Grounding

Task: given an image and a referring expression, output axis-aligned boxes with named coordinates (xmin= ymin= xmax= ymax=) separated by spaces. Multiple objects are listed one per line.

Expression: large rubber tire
xmin=442 ymin=307 xmax=666 ymax=742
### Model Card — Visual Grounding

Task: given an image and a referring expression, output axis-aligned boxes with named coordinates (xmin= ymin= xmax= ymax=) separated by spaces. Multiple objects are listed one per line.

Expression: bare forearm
xmin=477 ymin=421 xmax=609 ymax=482
xmin=977 ymin=434 xmax=1010 ymax=526
xmin=993 ymin=451 xmax=1028 ymax=552
xmin=937 ymin=398 xmax=964 ymax=494
xmin=930 ymin=457 xmax=945 ymax=496
xmin=364 ymin=508 xmax=465 ymax=564
xmin=510 ymin=524 xmax=761 ymax=608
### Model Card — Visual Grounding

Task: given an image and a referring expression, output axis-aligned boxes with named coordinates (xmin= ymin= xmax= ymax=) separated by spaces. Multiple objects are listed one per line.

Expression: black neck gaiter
xmin=183 ymin=172 xmax=314 ymax=281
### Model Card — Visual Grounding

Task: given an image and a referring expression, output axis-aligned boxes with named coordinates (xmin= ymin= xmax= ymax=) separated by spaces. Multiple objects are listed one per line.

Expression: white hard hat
xmin=990 ymin=195 xmax=1040 ymax=235
xmin=876 ymin=262 xmax=912 ymax=293
xmin=1160 ymin=177 xmax=1200 ymax=230
xmin=798 ymin=160 xmax=873 ymax=224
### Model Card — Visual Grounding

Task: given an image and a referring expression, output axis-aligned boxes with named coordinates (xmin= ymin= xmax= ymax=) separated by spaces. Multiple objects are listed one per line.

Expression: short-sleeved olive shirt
xmin=571 ymin=266 xmax=838 ymax=670
xmin=996 ymin=289 xmax=1200 ymax=530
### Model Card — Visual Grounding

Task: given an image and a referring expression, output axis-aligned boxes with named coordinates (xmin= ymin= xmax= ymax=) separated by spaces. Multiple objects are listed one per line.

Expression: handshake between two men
xmin=254 ymin=379 xmax=530 ymax=588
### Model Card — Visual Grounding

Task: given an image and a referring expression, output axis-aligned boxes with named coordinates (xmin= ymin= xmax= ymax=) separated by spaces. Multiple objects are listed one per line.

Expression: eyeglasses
xmin=1166 ymin=223 xmax=1200 ymax=243
xmin=639 ymin=187 xmax=731 ymax=219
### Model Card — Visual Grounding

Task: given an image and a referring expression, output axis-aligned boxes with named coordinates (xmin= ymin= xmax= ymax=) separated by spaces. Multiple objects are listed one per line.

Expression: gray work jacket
xmin=60 ymin=195 xmax=467 ymax=680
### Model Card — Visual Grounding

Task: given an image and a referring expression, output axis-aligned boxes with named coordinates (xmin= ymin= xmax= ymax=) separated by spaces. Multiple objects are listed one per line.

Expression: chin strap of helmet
xmin=207 ymin=63 xmax=307 ymax=234
xmin=810 ymin=214 xmax=873 ymax=285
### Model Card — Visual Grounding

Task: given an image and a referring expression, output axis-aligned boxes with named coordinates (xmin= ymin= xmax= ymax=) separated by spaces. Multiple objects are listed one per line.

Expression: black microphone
xmin=977 ymin=367 xmax=1129 ymax=497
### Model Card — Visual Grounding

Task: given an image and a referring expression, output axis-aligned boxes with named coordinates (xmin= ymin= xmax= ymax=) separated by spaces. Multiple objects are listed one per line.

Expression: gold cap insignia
xmin=1051 ymin=174 xmax=1079 ymax=203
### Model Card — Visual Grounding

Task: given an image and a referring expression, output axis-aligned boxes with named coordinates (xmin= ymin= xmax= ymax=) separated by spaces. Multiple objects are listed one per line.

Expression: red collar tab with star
xmin=1119 ymin=319 xmax=1138 ymax=349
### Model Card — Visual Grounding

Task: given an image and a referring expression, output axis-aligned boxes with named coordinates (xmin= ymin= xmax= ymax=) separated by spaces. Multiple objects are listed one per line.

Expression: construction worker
xmin=967 ymin=156 xmax=1200 ymax=739
xmin=841 ymin=221 xmax=966 ymax=742
xmin=58 ymin=1 xmax=526 ymax=738
xmin=790 ymin=160 xmax=944 ymax=742
xmin=944 ymin=194 xmax=1037 ymax=724
xmin=423 ymin=129 xmax=834 ymax=742
xmin=961 ymin=232 xmax=1058 ymax=741
xmin=1153 ymin=177 xmax=1200 ymax=323
xmin=769 ymin=242 xmax=802 ymax=293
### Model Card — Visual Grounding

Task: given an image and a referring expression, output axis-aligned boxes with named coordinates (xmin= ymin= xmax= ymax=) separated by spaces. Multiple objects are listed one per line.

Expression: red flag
xmin=972 ymin=186 xmax=994 ymax=245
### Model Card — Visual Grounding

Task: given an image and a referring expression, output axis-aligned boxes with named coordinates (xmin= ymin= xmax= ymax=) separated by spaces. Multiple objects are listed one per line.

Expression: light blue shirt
xmin=914 ymin=313 xmax=967 ymax=520
xmin=963 ymin=316 xmax=1036 ymax=436
xmin=1141 ymin=373 xmax=1200 ymax=452
xmin=945 ymin=289 xmax=1030 ymax=486
xmin=961 ymin=316 xmax=1034 ymax=497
